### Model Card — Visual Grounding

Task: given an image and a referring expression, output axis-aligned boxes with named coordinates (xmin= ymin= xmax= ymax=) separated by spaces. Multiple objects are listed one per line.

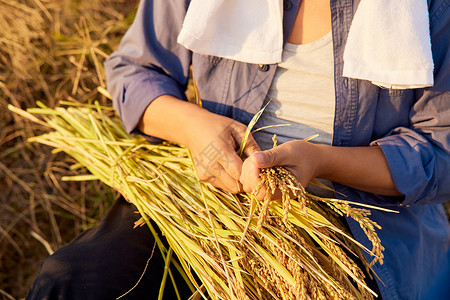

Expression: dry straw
xmin=10 ymin=101 xmax=396 ymax=300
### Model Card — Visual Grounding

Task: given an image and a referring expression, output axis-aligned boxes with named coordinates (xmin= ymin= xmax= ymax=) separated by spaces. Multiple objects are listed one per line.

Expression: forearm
xmin=138 ymin=95 xmax=206 ymax=146
xmin=315 ymin=144 xmax=402 ymax=196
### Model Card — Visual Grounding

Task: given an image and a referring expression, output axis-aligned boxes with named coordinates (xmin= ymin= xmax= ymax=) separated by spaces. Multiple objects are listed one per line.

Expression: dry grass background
xmin=0 ymin=0 xmax=137 ymax=298
xmin=1 ymin=0 xmax=449 ymax=299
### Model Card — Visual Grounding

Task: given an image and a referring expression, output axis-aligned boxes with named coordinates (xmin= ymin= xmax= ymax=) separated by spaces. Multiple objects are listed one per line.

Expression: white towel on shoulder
xmin=177 ymin=0 xmax=434 ymax=89
xmin=177 ymin=0 xmax=283 ymax=65
xmin=343 ymin=0 xmax=434 ymax=89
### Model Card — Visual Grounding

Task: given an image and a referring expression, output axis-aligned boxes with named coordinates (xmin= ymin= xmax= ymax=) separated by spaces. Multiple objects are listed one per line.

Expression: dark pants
xmin=26 ymin=196 xmax=193 ymax=300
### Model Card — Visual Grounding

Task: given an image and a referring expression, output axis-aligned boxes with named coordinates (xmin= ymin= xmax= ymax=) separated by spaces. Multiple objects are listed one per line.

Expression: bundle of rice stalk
xmin=10 ymin=101 xmax=394 ymax=300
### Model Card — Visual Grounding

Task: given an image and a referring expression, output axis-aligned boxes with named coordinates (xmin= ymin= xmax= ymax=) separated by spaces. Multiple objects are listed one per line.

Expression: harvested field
xmin=0 ymin=0 xmax=137 ymax=298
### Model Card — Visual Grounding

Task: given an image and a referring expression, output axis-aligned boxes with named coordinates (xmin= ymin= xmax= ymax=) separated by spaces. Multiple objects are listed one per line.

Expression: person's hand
xmin=183 ymin=109 xmax=260 ymax=193
xmin=140 ymin=96 xmax=400 ymax=197
xmin=239 ymin=140 xmax=321 ymax=200
xmin=138 ymin=94 xmax=258 ymax=193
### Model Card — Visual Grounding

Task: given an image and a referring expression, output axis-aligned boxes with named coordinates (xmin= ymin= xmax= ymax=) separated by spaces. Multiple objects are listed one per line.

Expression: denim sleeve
xmin=104 ymin=0 xmax=191 ymax=137
xmin=372 ymin=0 xmax=450 ymax=206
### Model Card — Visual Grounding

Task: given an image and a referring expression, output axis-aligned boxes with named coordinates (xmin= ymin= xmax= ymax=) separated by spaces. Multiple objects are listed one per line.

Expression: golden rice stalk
xmin=11 ymin=102 xmax=395 ymax=300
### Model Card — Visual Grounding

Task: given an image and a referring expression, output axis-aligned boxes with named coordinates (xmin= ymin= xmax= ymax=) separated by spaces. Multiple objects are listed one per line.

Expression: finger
xmin=230 ymin=125 xmax=261 ymax=156
xmin=240 ymin=158 xmax=266 ymax=200
xmin=270 ymin=189 xmax=283 ymax=202
xmin=240 ymin=158 xmax=258 ymax=191
xmin=217 ymin=145 xmax=243 ymax=181
xmin=242 ymin=134 xmax=261 ymax=157
xmin=240 ymin=157 xmax=291 ymax=202
xmin=253 ymin=185 xmax=267 ymax=201
xmin=203 ymin=175 xmax=230 ymax=192
xmin=200 ymin=162 xmax=241 ymax=194
xmin=249 ymin=144 xmax=291 ymax=168
xmin=197 ymin=167 xmax=236 ymax=193
xmin=213 ymin=163 xmax=242 ymax=194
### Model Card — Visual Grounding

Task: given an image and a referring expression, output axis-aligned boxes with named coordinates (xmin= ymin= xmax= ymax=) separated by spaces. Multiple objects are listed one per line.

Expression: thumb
xmin=250 ymin=148 xmax=286 ymax=168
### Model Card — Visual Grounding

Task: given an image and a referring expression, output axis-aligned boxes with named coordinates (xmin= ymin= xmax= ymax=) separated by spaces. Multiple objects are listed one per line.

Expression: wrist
xmin=171 ymin=101 xmax=208 ymax=147
xmin=138 ymin=95 xmax=206 ymax=146
xmin=305 ymin=142 xmax=330 ymax=180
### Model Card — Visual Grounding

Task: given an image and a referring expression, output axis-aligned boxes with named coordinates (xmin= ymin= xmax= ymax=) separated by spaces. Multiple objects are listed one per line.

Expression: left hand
xmin=239 ymin=140 xmax=321 ymax=201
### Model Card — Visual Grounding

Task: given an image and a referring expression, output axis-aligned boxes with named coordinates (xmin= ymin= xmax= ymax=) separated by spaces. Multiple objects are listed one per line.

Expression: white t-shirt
xmin=254 ymin=31 xmax=335 ymax=151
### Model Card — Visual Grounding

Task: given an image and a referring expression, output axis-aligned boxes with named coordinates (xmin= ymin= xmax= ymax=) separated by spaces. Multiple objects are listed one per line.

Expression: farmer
xmin=27 ymin=0 xmax=450 ymax=299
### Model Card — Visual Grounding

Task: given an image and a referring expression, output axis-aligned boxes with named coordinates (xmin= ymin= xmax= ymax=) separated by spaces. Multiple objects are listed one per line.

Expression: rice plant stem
xmin=158 ymin=247 xmax=174 ymax=300
xmin=134 ymin=199 xmax=196 ymax=293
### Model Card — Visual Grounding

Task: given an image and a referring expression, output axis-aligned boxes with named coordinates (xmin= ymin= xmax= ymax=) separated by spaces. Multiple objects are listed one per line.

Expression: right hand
xmin=138 ymin=95 xmax=260 ymax=193
xmin=183 ymin=109 xmax=260 ymax=193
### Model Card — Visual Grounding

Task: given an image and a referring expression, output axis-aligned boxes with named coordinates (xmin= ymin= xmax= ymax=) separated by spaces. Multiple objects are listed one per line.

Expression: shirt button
xmin=259 ymin=64 xmax=270 ymax=72
xmin=343 ymin=77 xmax=349 ymax=88
xmin=283 ymin=0 xmax=293 ymax=11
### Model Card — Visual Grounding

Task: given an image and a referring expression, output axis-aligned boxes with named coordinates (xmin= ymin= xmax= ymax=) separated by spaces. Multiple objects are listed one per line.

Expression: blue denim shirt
xmin=105 ymin=0 xmax=450 ymax=299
